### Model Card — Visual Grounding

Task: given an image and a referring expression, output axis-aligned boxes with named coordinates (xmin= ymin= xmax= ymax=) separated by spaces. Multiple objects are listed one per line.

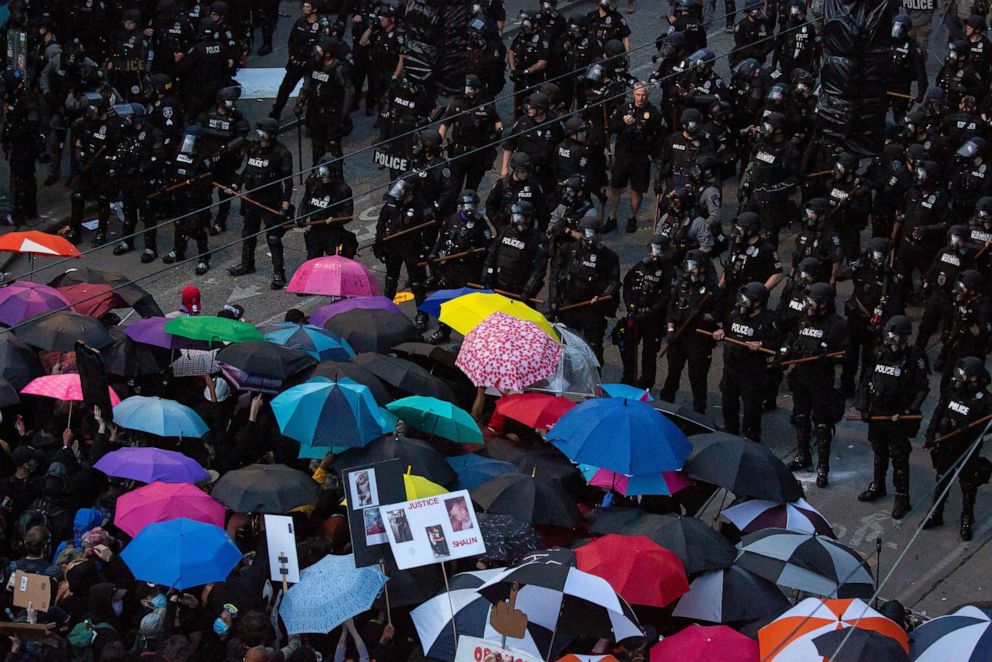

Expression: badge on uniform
xmin=746 ymin=245 xmax=757 ymax=256
xmin=590 ymin=254 xmax=597 ymax=262
xmin=643 ymin=112 xmax=650 ymax=120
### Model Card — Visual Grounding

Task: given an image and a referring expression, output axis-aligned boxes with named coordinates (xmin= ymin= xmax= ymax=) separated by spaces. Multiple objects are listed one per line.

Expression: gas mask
xmin=883 ymin=330 xmax=905 ymax=353
xmin=794 ymin=82 xmax=811 ymax=98
xmin=599 ymin=0 xmax=615 ymax=10
xmin=951 ymin=233 xmax=967 ymax=253
xmin=512 ymin=167 xmax=529 ymax=181
xmin=978 ymin=209 xmax=992 ymax=229
xmin=951 ymin=366 xmax=979 ymax=393
xmin=460 ymin=201 xmax=477 ymax=216
xmin=760 ymin=121 xmax=775 ymax=140
xmin=317 ymin=164 xmax=333 ymax=183
xmin=647 ymin=243 xmax=665 ymax=264
xmin=891 ymin=21 xmax=907 ymax=40
xmin=737 ymin=292 xmax=756 ymax=315
xmin=581 ymin=228 xmax=597 ymax=246
xmin=798 ymin=270 xmax=815 ymax=287
xmin=732 ymin=226 xmax=750 ymax=246
xmin=520 ymin=14 xmax=534 ymax=34
xmin=803 ymin=208 xmax=821 ymax=228
xmin=685 ymin=259 xmax=704 ymax=283
xmin=790 ymin=3 xmax=802 ymax=17
xmin=255 ymin=129 xmax=272 ymax=144
xmin=683 ymin=119 xmax=699 ymax=135
xmin=465 ymin=84 xmax=478 ymax=97
xmin=955 ymin=280 xmax=972 ymax=303
xmin=869 ymin=249 xmax=887 ymax=268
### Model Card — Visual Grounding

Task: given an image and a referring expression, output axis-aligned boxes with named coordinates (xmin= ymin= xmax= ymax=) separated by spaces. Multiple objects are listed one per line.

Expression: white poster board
xmin=454 ymin=635 xmax=543 ymax=662
xmin=379 ymin=490 xmax=486 ymax=570
xmin=234 ymin=68 xmax=303 ymax=99
xmin=264 ymin=514 xmax=300 ymax=585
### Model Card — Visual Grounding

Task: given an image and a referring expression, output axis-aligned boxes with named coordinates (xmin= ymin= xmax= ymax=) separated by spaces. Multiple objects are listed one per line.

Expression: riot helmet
xmin=737 ymin=282 xmax=769 ymax=315
xmin=804 ymin=282 xmax=836 ymax=318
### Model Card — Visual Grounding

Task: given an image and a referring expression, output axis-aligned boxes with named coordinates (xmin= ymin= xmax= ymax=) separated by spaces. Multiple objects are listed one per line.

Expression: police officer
xmin=923 ymin=356 xmax=992 ymax=540
xmin=660 ymin=249 xmax=722 ymax=413
xmin=720 ymin=212 xmax=783 ymax=297
xmin=782 ymin=283 xmax=848 ymax=487
xmin=1 ymin=72 xmax=41 ymax=226
xmin=773 ymin=0 xmax=819 ymax=78
xmin=554 ymin=14 xmax=601 ymax=110
xmin=937 ymin=40 xmax=984 ymax=111
xmin=270 ymin=1 xmax=330 ymax=119
xmin=378 ymin=74 xmax=435 ymax=179
xmin=146 ymin=73 xmax=185 ymax=152
xmin=607 ymin=82 xmax=665 ymax=234
xmin=916 ymin=226 xmax=974 ymax=351
xmin=941 ymin=96 xmax=983 ymax=162
xmin=731 ymin=0 xmax=771 ymax=68
xmin=466 ymin=17 xmax=506 ymax=98
xmin=701 ymin=100 xmax=738 ymax=181
xmin=871 ymin=142 xmax=915 ymax=239
xmin=68 ymin=93 xmax=119 ymax=245
xmin=938 ymin=270 xmax=992 ymax=388
xmin=548 ymin=211 xmax=620 ymax=363
xmin=196 ymin=86 xmax=248 ymax=236
xmin=254 ymin=0 xmax=282 ymax=56
xmin=294 ymin=35 xmax=353 ymax=167
xmin=667 ymin=0 xmax=705 ymax=53
xmin=507 ymin=11 xmax=549 ymax=118
xmin=855 ymin=315 xmax=929 ymax=519
xmin=965 ymin=14 xmax=992 ymax=80
xmin=365 ymin=5 xmax=406 ymax=113
xmin=967 ymin=196 xmax=992 ymax=279
xmin=949 ymin=137 xmax=992 ymax=221
xmin=654 ymin=187 xmax=714 ymax=261
xmin=556 ymin=117 xmax=597 ymax=189
xmin=841 ymin=237 xmax=902 ymax=397
xmin=619 ymin=238 xmax=677 ymax=388
xmin=587 ymin=0 xmax=631 ymax=51
xmin=714 ymin=282 xmax=778 ymax=441
xmin=106 ymin=9 xmax=150 ymax=102
xmin=793 ymin=198 xmax=843 ymax=284
xmin=501 ymin=92 xmax=563 ymax=203
xmin=486 ymin=152 xmax=549 ymax=230
xmin=440 ymin=74 xmax=503 ymax=193
xmin=178 ymin=17 xmax=230 ymax=118
xmin=826 ymin=151 xmax=872 ymax=262
xmin=160 ymin=126 xmax=213 ymax=274
xmin=741 ymin=112 xmax=798 ymax=244
xmin=411 ymin=129 xmax=457 ymax=221
xmin=482 ymin=200 xmax=549 ymax=300
xmin=894 ymin=159 xmax=950 ymax=303
xmin=112 ymin=104 xmax=166 ymax=262
xmin=656 ymin=108 xmax=714 ymax=196
xmin=887 ymin=13 xmax=928 ymax=121
xmin=547 ymin=176 xmax=595 ymax=250
xmin=149 ymin=0 xmax=193 ymax=82
xmin=374 ymin=177 xmax=432 ymax=329
xmin=688 ymin=153 xmax=725 ymax=253
xmin=297 ymin=154 xmax=356 ymax=260
xmin=226 ymin=118 xmax=294 ymax=290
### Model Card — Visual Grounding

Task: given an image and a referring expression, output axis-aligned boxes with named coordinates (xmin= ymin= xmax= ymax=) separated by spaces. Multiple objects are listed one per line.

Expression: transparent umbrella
xmin=527 ymin=323 xmax=600 ymax=396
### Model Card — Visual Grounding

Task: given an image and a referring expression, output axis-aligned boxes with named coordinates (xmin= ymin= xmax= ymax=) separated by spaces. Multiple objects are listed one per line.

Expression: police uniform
xmin=793 ymin=223 xmax=843 ymax=272
xmin=179 ymin=28 xmax=230 ymax=117
xmin=503 ymin=114 xmax=564 ymax=201
xmin=586 ymin=7 xmax=630 ymax=46
xmin=485 ymin=174 xmax=549 ymax=230
xmin=609 ymin=100 xmax=664 ymax=194
xmin=161 ymin=136 xmax=214 ymax=269
xmin=107 ymin=25 xmax=149 ymax=102
xmin=825 ymin=174 xmax=872 ymax=262
xmin=722 ymin=237 xmax=782 ymax=297
xmin=895 ymin=184 xmax=950 ymax=303
xmin=1 ymin=96 xmax=41 ymax=224
xmin=69 ymin=114 xmax=120 ymax=244
xmin=841 ymin=259 xmax=902 ymax=395
xmin=508 ymin=30 xmax=549 ymax=116
xmin=442 ymin=95 xmax=502 ymax=192
xmin=916 ymin=246 xmax=973 ymax=349
xmin=300 ymin=174 xmax=357 ymax=259
xmin=374 ymin=195 xmax=432 ymax=305
xmin=297 ymin=54 xmax=353 ymax=165
xmin=939 ymin=289 xmax=992 ymax=391
xmin=196 ymin=105 xmax=248 ymax=233
xmin=619 ymin=255 xmax=677 ymax=388
xmin=731 ymin=14 xmax=770 ymax=68
xmin=232 ymin=138 xmax=294 ymax=283
xmin=720 ymin=306 xmax=778 ymax=440
xmin=428 ymin=210 xmax=493 ymax=289
xmin=658 ymin=131 xmax=714 ymax=191
xmin=482 ymin=224 xmax=549 ymax=299
xmin=272 ymin=13 xmax=331 ymax=118
xmin=774 ymin=16 xmax=819 ymax=78
xmin=743 ymin=136 xmax=798 ymax=243
xmin=549 ymin=238 xmax=620 ymax=362
xmin=378 ymin=78 xmax=434 ymax=179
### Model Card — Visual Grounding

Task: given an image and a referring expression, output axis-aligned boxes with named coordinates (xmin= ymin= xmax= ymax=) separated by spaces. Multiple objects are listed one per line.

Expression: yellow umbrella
xmin=438 ymin=292 xmax=559 ymax=341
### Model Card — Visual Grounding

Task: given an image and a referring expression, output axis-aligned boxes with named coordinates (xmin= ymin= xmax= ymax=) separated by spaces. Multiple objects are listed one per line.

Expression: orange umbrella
xmin=0 ymin=231 xmax=80 ymax=257
xmin=758 ymin=597 xmax=908 ymax=661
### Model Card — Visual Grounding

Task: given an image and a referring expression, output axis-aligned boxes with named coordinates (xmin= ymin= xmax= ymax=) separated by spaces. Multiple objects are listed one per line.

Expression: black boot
xmin=602 ymin=217 xmax=618 ymax=234
xmin=815 ymin=426 xmax=831 ymax=488
xmin=195 ymin=260 xmax=210 ymax=276
xmin=892 ymin=493 xmax=911 ymax=520
xmin=626 ymin=217 xmax=638 ymax=233
xmin=269 ymin=238 xmax=286 ymax=290
xmin=922 ymin=492 xmax=946 ymax=529
xmin=414 ymin=311 xmax=429 ymax=331
xmin=113 ymin=241 xmax=133 ymax=256
xmin=271 ymin=270 xmax=286 ymax=289
xmin=229 ymin=242 xmax=256 ymax=276
xmin=428 ymin=326 xmax=451 ymax=345
xmin=891 ymin=461 xmax=910 ymax=519
xmin=961 ymin=489 xmax=977 ymax=541
xmin=858 ymin=456 xmax=888 ymax=502
xmin=140 ymin=249 xmax=157 ymax=263
xmin=787 ymin=425 xmax=813 ymax=471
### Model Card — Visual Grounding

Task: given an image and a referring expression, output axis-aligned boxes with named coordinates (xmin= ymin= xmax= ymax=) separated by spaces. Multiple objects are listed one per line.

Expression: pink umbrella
xmin=455 ymin=312 xmax=561 ymax=392
xmin=651 ymin=625 xmax=758 ymax=662
xmin=114 ymin=481 xmax=226 ymax=537
xmin=587 ymin=468 xmax=691 ymax=497
xmin=20 ymin=373 xmax=121 ymax=425
xmin=287 ymin=256 xmax=381 ymax=297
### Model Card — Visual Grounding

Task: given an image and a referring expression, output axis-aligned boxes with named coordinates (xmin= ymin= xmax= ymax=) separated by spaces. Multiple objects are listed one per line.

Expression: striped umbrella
xmin=910 ymin=605 xmax=992 ymax=661
xmin=722 ymin=498 xmax=835 ymax=537
xmin=263 ymin=322 xmax=355 ymax=361
xmin=672 ymin=564 xmax=790 ymax=624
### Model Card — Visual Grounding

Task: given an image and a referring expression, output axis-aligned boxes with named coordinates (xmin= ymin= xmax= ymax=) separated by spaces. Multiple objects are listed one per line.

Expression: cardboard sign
xmin=263 ymin=515 xmax=300 ymax=585
xmin=379 ymin=489 xmax=486 ymax=570
xmin=343 ymin=460 xmax=405 ymax=567
xmin=454 ymin=635 xmax=542 ymax=662
xmin=12 ymin=572 xmax=51 ymax=613
xmin=0 ymin=622 xmax=55 ymax=641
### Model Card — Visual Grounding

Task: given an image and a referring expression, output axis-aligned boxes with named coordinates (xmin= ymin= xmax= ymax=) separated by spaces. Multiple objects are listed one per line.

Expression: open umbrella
xmin=0 ymin=282 xmax=72 ymax=326
xmin=601 ymin=383 xmax=653 ymax=401
xmin=471 ymin=472 xmax=582 ymax=527
xmin=477 ymin=513 xmax=541 ymax=563
xmin=352 ymin=353 xmax=457 ymax=401
xmin=723 ymin=498 xmax=835 ymax=537
xmin=48 ymin=268 xmax=162 ymax=318
xmin=164 ymin=315 xmax=263 ymax=345
xmin=280 ymin=554 xmax=387 ymax=634
xmin=0 ymin=335 xmax=44 ymax=389
xmin=494 ymin=393 xmax=576 ymax=431
xmin=575 ymin=534 xmax=688 ymax=608
xmin=216 ymin=341 xmax=316 ymax=380
xmin=324 ymin=309 xmax=421 ymax=353
xmin=309 ymin=360 xmax=391 ymax=404
xmin=212 ymin=463 xmax=319 ymax=513
xmin=579 ymin=465 xmax=691 ymax=497
xmin=456 ymin=313 xmax=561 ymax=392
xmin=649 ymin=400 xmax=718 ymax=436
xmin=814 ymin=628 xmax=910 ymax=662
xmin=548 ymin=397 xmax=692 ymax=475
xmin=672 ymin=564 xmax=790 ymax=623
xmin=309 ymin=296 xmax=402 ymax=327
xmin=390 ymin=342 xmax=459 ymax=373
xmin=386 ymin=395 xmax=482 ymax=444
xmin=21 ymin=373 xmax=120 ymax=405
xmin=113 ymin=396 xmax=209 ymax=438
xmin=910 ymin=605 xmax=992 ymax=661
xmin=683 ymin=432 xmax=803 ymax=504
xmin=103 ymin=334 xmax=170 ymax=377
xmin=95 ymin=447 xmax=209 ymax=484
xmin=114 ymin=481 xmax=225 ymax=537
xmin=271 ymin=377 xmax=394 ymax=452
xmin=758 ymin=598 xmax=908 ymax=662
xmin=286 ymin=255 xmax=381 ymax=297
xmin=0 ymin=377 xmax=19 ymax=408
xmin=121 ymin=518 xmax=242 ymax=590
xmin=439 ymin=292 xmax=558 ymax=341
xmin=526 ymin=323 xmax=600 ymax=396
xmin=333 ymin=435 xmax=456 ymax=486
xmin=123 ymin=317 xmax=208 ymax=350
xmin=56 ymin=282 xmax=129 ymax=319
xmin=0 ymin=230 xmax=80 ymax=258
xmin=447 ymin=455 xmax=519 ymax=491
xmin=14 ymin=310 xmax=113 ymax=350
xmin=736 ymin=528 xmax=875 ymax=599
xmin=418 ymin=287 xmax=492 ymax=319
xmin=650 ymin=625 xmax=758 ymax=662
xmin=263 ymin=323 xmax=355 ymax=361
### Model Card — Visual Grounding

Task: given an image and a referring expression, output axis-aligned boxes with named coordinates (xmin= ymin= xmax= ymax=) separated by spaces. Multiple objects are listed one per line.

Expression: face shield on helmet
xmin=519 ymin=11 xmax=534 ymax=33
xmin=467 ymin=17 xmax=487 ymax=47
xmin=957 ymin=139 xmax=983 ymax=162
xmin=386 ymin=179 xmax=411 ymax=202
xmin=798 ymin=269 xmax=816 ymax=286
xmin=892 ymin=18 xmax=908 ymax=40
xmin=803 ymin=205 xmax=821 ymax=228
xmin=459 ymin=193 xmax=479 ymax=216
xmin=649 ymin=242 xmax=665 ymax=259
xmin=581 ymin=227 xmax=597 ymax=243
xmin=510 ymin=203 xmax=531 ymax=230
xmin=766 ymin=84 xmax=786 ymax=106
xmin=599 ymin=0 xmax=615 ymax=10
xmin=180 ymin=132 xmax=198 ymax=155
xmin=869 ymin=246 xmax=887 ymax=267
xmin=737 ymin=290 xmax=757 ymax=315
xmin=761 ymin=120 xmax=775 ymax=139
xmin=954 ymin=278 xmax=972 ymax=303
xmin=789 ymin=0 xmax=803 ymax=17
xmin=804 ymin=294 xmax=825 ymax=317
xmin=883 ymin=328 xmax=906 ymax=352
xmin=684 ymin=257 xmax=704 ymax=282
xmin=951 ymin=364 xmax=980 ymax=392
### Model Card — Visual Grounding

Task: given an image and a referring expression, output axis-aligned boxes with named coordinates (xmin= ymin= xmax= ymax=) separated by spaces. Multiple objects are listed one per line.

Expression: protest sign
xmin=263 ymin=514 xmax=300 ymax=586
xmin=342 ymin=460 xmax=405 ymax=567
xmin=379 ymin=489 xmax=485 ymax=570
xmin=454 ymin=635 xmax=543 ymax=662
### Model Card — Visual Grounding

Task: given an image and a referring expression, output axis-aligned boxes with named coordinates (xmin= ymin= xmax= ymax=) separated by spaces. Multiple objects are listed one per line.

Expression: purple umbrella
xmin=124 ymin=317 xmax=208 ymax=350
xmin=94 ymin=447 xmax=209 ymax=484
xmin=0 ymin=282 xmax=71 ymax=326
xmin=310 ymin=296 xmax=403 ymax=327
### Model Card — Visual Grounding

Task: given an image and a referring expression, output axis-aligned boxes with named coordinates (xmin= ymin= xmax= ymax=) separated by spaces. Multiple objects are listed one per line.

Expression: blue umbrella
xmin=120 ymin=518 xmax=242 ymax=590
xmin=264 ymin=323 xmax=356 ymax=361
xmin=418 ymin=287 xmax=492 ymax=319
xmin=271 ymin=377 xmax=394 ymax=454
xmin=447 ymin=454 xmax=519 ymax=491
xmin=547 ymin=398 xmax=693 ymax=475
xmin=601 ymin=383 xmax=654 ymax=401
xmin=113 ymin=396 xmax=209 ymax=438
xmin=280 ymin=554 xmax=388 ymax=634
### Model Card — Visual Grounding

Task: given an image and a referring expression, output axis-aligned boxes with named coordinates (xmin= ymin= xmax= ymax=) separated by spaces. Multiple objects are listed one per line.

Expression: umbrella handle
xmin=441 ymin=563 xmax=458 ymax=647
xmin=379 ymin=560 xmax=392 ymax=627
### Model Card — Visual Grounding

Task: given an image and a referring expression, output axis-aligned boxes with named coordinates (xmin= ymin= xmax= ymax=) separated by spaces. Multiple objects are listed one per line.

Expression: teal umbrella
xmin=385 ymin=395 xmax=483 ymax=444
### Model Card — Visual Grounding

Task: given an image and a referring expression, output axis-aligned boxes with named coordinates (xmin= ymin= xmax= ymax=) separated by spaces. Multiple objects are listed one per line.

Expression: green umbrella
xmin=164 ymin=316 xmax=264 ymax=345
xmin=385 ymin=395 xmax=483 ymax=444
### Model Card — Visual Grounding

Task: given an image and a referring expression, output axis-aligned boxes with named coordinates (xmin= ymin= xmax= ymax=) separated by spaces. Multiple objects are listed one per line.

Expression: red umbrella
xmin=494 ymin=393 xmax=575 ymax=430
xmin=0 ymin=231 xmax=80 ymax=258
xmin=56 ymin=283 xmax=128 ymax=318
xmin=651 ymin=625 xmax=758 ymax=662
xmin=575 ymin=534 xmax=688 ymax=608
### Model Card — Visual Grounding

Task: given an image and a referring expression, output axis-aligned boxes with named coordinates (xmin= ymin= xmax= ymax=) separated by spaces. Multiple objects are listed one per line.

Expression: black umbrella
xmin=0 ymin=335 xmax=42 ymax=390
xmin=649 ymin=400 xmax=718 ymax=436
xmin=472 ymin=473 xmax=582 ymax=527
xmin=588 ymin=509 xmax=736 ymax=574
xmin=307 ymin=360 xmax=391 ymax=405
xmin=351 ymin=353 xmax=457 ymax=402
xmin=211 ymin=463 xmax=319 ymax=513
xmin=0 ymin=376 xmax=19 ymax=408
xmin=477 ymin=513 xmax=542 ymax=563
xmin=683 ymin=432 xmax=803 ymax=503
xmin=48 ymin=267 xmax=163 ymax=318
xmin=103 ymin=333 xmax=170 ymax=377
xmin=515 ymin=453 xmax=584 ymax=497
xmin=333 ymin=435 xmax=457 ymax=486
xmin=323 ymin=308 xmax=421 ymax=353
xmin=813 ymin=628 xmax=909 ymax=662
xmin=216 ymin=341 xmax=316 ymax=379
xmin=14 ymin=311 xmax=113 ymax=351
xmin=374 ymin=556 xmax=444 ymax=609
xmin=391 ymin=342 xmax=459 ymax=372
xmin=671 ymin=564 xmax=790 ymax=623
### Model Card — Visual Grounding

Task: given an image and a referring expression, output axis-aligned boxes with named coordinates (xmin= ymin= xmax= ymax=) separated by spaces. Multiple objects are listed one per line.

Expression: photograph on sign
xmin=263 ymin=514 xmax=300 ymax=585
xmin=350 ymin=468 xmax=380 ymax=508
xmin=379 ymin=489 xmax=486 ymax=570
xmin=363 ymin=507 xmax=388 ymax=546
xmin=343 ymin=460 xmax=406 ymax=567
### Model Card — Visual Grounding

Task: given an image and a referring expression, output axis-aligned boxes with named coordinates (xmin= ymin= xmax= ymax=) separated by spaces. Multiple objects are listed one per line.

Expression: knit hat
xmin=181 ymin=285 xmax=201 ymax=315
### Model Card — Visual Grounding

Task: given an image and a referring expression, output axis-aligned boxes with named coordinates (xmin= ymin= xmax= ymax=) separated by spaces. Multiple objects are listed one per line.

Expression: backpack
xmin=68 ymin=618 xmax=116 ymax=662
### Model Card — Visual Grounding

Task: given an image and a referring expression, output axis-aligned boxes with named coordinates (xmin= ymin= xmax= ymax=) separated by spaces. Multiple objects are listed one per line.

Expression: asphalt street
xmin=0 ymin=1 xmax=983 ymax=617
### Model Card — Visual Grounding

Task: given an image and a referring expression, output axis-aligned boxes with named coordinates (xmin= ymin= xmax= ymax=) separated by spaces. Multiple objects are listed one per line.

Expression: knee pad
xmin=815 ymin=424 xmax=832 ymax=439
xmin=266 ymin=233 xmax=282 ymax=248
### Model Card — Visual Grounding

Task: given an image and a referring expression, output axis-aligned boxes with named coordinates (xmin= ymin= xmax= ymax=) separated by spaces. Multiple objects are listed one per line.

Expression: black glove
xmin=295 ymin=216 xmax=308 ymax=229
xmin=372 ymin=242 xmax=385 ymax=262
xmin=923 ymin=432 xmax=936 ymax=449
xmin=510 ymin=69 xmax=523 ymax=83
xmin=548 ymin=302 xmax=559 ymax=316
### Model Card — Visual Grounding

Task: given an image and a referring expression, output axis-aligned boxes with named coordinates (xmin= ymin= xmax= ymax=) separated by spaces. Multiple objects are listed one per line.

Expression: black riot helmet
xmin=737 ymin=282 xmax=769 ymax=315
xmin=316 ymin=153 xmax=343 ymax=182
xmin=689 ymin=153 xmax=718 ymax=187
xmin=385 ymin=176 xmax=414 ymax=202
xmin=797 ymin=256 xmax=824 ymax=286
xmin=149 ymin=73 xmax=173 ymax=96
xmin=765 ymin=83 xmax=787 ymax=107
xmin=179 ymin=124 xmax=202 ymax=156
xmin=952 ymin=356 xmax=988 ymax=393
xmin=687 ymin=48 xmax=716 ymax=73
xmin=892 ymin=13 xmax=911 ymax=40
xmin=732 ymin=212 xmax=761 ymax=244
xmin=511 ymin=201 xmax=535 ymax=229
xmin=675 ymin=0 xmax=695 ymax=12
xmin=123 ymin=8 xmax=141 ymax=26
xmin=525 ymin=92 xmax=549 ymax=116
xmin=788 ymin=0 xmax=805 ymax=17
xmin=648 ymin=236 xmax=671 ymax=263
xmin=683 ymin=249 xmax=710 ymax=283
xmin=578 ymin=209 xmax=601 ymax=244
xmin=915 ymin=159 xmax=939 ymax=187
xmin=464 ymin=74 xmax=482 ymax=98
xmin=950 ymin=224 xmax=970 ymax=252
xmin=948 ymin=39 xmax=969 ymax=65
xmin=904 ymin=110 xmax=928 ymax=139
xmin=883 ymin=315 xmax=912 ymax=351
xmin=518 ymin=10 xmax=536 ymax=34
xmin=568 ymin=13 xmax=587 ymax=35
xmin=314 ymin=35 xmax=340 ymax=59
xmin=584 ymin=64 xmax=608 ymax=101
xmin=804 ymin=282 xmax=836 ymax=318
xmin=710 ymin=99 xmax=733 ymax=122
xmin=803 ymin=198 xmax=830 ymax=227
xmin=924 ymin=86 xmax=947 ymax=115
xmin=255 ymin=117 xmax=279 ymax=143
xmin=957 ymin=137 xmax=989 ymax=162
xmin=659 ymin=30 xmax=686 ymax=59
xmin=790 ymin=68 xmax=814 ymax=98
xmin=509 ymin=152 xmax=531 ymax=179
xmin=560 ymin=175 xmax=585 ymax=206
xmin=467 ymin=17 xmax=488 ymax=47
xmin=603 ymin=39 xmax=625 ymax=59
xmin=216 ymin=85 xmax=241 ymax=110
xmin=834 ymin=151 xmax=859 ymax=179
xmin=459 ymin=190 xmax=480 ymax=216
xmin=975 ymin=196 xmax=992 ymax=226
xmin=670 ymin=186 xmax=691 ymax=213
xmin=866 ymin=237 xmax=892 ymax=268
xmin=955 ymin=269 xmax=984 ymax=303
xmin=564 ymin=116 xmax=588 ymax=140
xmin=599 ymin=0 xmax=616 ymax=11
xmin=732 ymin=58 xmax=762 ymax=87
xmin=681 ymin=108 xmax=702 ymax=136
xmin=197 ymin=16 xmax=215 ymax=37
xmin=538 ymin=83 xmax=561 ymax=108
xmin=761 ymin=112 xmax=786 ymax=140
xmin=414 ymin=128 xmax=441 ymax=156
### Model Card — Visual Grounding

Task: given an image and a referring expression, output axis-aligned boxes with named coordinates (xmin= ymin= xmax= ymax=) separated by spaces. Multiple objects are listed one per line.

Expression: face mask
xmin=151 ymin=593 xmax=167 ymax=610
xmin=112 ymin=600 xmax=124 ymax=616
xmin=582 ymin=228 xmax=596 ymax=242
xmin=255 ymin=129 xmax=269 ymax=142
xmin=884 ymin=332 xmax=903 ymax=352
xmin=798 ymin=271 xmax=814 ymax=286
xmin=804 ymin=210 xmax=819 ymax=227
xmin=870 ymin=251 xmax=886 ymax=267
xmin=213 ymin=618 xmax=230 ymax=635
xmin=737 ymin=295 xmax=752 ymax=315
xmin=684 ymin=121 xmax=699 ymax=134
